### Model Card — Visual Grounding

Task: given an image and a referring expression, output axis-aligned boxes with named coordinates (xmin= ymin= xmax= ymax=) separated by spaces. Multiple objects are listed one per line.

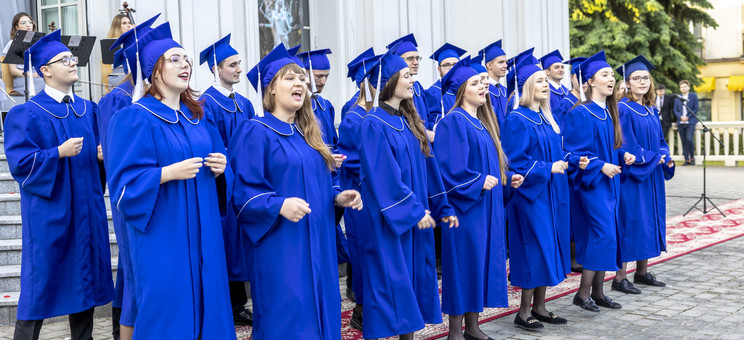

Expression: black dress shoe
xmin=531 ymin=310 xmax=567 ymax=324
xmin=592 ymin=295 xmax=622 ymax=309
xmin=611 ymin=278 xmax=642 ymax=294
xmin=571 ymin=265 xmax=584 ymax=273
xmin=463 ymin=331 xmax=494 ymax=340
xmin=233 ymin=309 xmax=253 ymax=326
xmin=349 ymin=309 xmax=363 ymax=332
xmin=514 ymin=313 xmax=544 ymax=330
xmin=634 ymin=272 xmax=666 ymax=287
xmin=572 ymin=294 xmax=600 ymax=312
xmin=346 ymin=288 xmax=356 ymax=302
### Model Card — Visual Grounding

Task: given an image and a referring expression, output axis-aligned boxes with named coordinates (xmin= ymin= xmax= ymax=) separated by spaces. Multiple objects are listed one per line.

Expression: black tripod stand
xmin=680 ymin=98 xmax=726 ymax=217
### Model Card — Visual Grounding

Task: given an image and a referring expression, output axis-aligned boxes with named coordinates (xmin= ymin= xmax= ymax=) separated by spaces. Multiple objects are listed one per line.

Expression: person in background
xmin=673 ymin=79 xmax=699 ymax=165
xmin=655 ymin=84 xmax=675 ymax=143
xmin=539 ymin=49 xmax=569 ymax=110
xmin=102 ymin=13 xmax=133 ymax=92
xmin=2 ymin=12 xmax=45 ymax=96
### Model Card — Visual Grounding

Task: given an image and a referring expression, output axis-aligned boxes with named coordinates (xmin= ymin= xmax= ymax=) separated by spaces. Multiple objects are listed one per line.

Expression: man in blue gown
xmin=478 ymin=40 xmax=509 ymax=128
xmin=540 ymin=49 xmax=570 ymax=111
xmin=199 ymin=33 xmax=256 ymax=327
xmin=4 ymin=29 xmax=114 ymax=340
xmin=425 ymin=43 xmax=467 ymax=127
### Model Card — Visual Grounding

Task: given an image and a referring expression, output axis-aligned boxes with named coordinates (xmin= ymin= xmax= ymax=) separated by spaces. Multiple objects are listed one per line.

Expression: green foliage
xmin=569 ymin=0 xmax=718 ymax=92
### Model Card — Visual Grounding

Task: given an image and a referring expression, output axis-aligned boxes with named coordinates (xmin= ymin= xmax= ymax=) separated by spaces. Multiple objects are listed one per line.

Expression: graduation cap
xmin=615 ymin=54 xmax=655 ymax=80
xmin=346 ymin=47 xmax=375 ymax=81
xmin=296 ymin=48 xmax=332 ymax=92
xmin=540 ymin=49 xmax=563 ymax=70
xmin=113 ymin=48 xmax=128 ymax=73
xmin=430 ymin=43 xmax=467 ymax=64
xmin=287 ymin=44 xmax=305 ymax=68
xmin=479 ymin=40 xmax=505 ymax=63
xmin=386 ymin=33 xmax=418 ymax=56
xmin=23 ymin=29 xmax=69 ymax=95
xmin=246 ymin=43 xmax=296 ymax=101
xmin=507 ymin=55 xmax=543 ymax=109
xmin=564 ymin=57 xmax=587 ymax=75
xmin=124 ymin=22 xmax=182 ymax=101
xmin=470 ymin=54 xmax=487 ymax=74
xmin=199 ymin=34 xmax=239 ymax=84
xmin=364 ymin=44 xmax=409 ymax=107
xmin=441 ymin=55 xmax=479 ymax=96
xmin=507 ymin=47 xmax=537 ymax=71
xmin=576 ymin=50 xmax=611 ymax=101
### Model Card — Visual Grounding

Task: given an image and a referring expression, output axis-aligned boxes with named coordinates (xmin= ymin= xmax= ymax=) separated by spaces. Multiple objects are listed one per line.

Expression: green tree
xmin=569 ymin=0 xmax=718 ymax=92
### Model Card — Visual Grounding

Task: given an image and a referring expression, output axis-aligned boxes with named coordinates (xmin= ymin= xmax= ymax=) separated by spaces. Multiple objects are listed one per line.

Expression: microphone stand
xmin=679 ymin=96 xmax=725 ymax=217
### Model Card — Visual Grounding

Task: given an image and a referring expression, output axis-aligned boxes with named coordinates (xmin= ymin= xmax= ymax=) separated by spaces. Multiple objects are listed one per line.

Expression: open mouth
xmin=178 ymin=71 xmax=190 ymax=81
xmin=292 ymin=88 xmax=303 ymax=100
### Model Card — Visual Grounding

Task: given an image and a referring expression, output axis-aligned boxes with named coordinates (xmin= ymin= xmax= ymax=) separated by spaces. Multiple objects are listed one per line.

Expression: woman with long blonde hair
xmin=228 ymin=43 xmax=362 ymax=339
xmin=434 ymin=56 xmax=523 ymax=340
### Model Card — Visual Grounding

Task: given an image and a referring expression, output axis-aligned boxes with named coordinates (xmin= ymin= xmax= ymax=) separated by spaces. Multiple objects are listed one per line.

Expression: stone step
xmin=0 ymin=155 xmax=7 ymax=173
xmin=0 ymin=173 xmax=17 ymax=194
xmin=0 ymin=258 xmax=118 ymax=292
xmin=0 ymin=295 xmax=114 ymax=327
xmin=0 ymin=193 xmax=112 ymax=220
xmin=0 ymin=233 xmax=118 ymax=266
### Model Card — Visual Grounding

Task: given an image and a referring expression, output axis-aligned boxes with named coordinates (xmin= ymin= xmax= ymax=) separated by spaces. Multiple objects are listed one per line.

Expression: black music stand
xmin=100 ymin=39 xmax=119 ymax=65
xmin=2 ymin=30 xmax=46 ymax=101
xmin=60 ymin=35 xmax=97 ymax=67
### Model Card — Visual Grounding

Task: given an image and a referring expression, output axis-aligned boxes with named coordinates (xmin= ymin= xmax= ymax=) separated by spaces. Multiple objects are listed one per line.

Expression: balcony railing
xmin=668 ymin=121 xmax=744 ymax=166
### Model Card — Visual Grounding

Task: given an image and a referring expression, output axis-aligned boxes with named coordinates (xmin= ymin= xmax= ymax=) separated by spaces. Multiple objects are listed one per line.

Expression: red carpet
xmin=237 ymin=199 xmax=744 ymax=340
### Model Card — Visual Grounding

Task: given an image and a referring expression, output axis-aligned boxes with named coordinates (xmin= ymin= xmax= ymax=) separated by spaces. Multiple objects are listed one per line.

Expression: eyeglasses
xmin=19 ymin=20 xmax=34 ymax=26
xmin=166 ymin=54 xmax=193 ymax=68
xmin=630 ymin=75 xmax=651 ymax=82
xmin=405 ymin=56 xmax=422 ymax=62
xmin=45 ymin=55 xmax=78 ymax=67
xmin=440 ymin=62 xmax=456 ymax=69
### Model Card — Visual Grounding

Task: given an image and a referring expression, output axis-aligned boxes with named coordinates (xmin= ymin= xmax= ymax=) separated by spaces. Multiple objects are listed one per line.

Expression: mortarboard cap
xmin=507 ymin=55 xmax=543 ymax=109
xmin=616 ymin=54 xmax=655 ymax=79
xmin=430 ymin=43 xmax=467 ymax=63
xmin=564 ymin=57 xmax=587 ymax=75
xmin=442 ymin=55 xmax=479 ymax=96
xmin=387 ymin=33 xmax=418 ymax=56
xmin=507 ymin=47 xmax=537 ymax=70
xmin=540 ymin=49 xmax=563 ymax=70
xmin=576 ymin=50 xmax=611 ymax=101
xmin=110 ymin=14 xmax=160 ymax=52
xmin=246 ymin=43 xmax=296 ymax=99
xmin=124 ymin=22 xmax=182 ymax=85
xmin=287 ymin=44 xmax=305 ymax=68
xmin=346 ymin=47 xmax=375 ymax=84
xmin=297 ymin=48 xmax=332 ymax=70
xmin=480 ymin=40 xmax=505 ymax=63
xmin=470 ymin=54 xmax=487 ymax=74
xmin=199 ymin=34 xmax=239 ymax=72
xmin=24 ymin=30 xmax=69 ymax=78
xmin=364 ymin=44 xmax=409 ymax=106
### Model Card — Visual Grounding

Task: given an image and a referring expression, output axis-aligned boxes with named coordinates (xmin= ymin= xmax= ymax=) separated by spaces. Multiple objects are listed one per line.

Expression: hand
xmin=425 ymin=130 xmax=436 ymax=142
xmin=510 ymin=174 xmax=524 ymax=188
xmin=204 ymin=153 xmax=227 ymax=176
xmin=280 ymin=197 xmax=311 ymax=222
xmin=624 ymin=152 xmax=636 ymax=165
xmin=97 ymin=143 xmax=103 ymax=161
xmin=161 ymin=157 xmax=203 ymax=183
xmin=681 ymin=116 xmax=689 ymax=122
xmin=335 ymin=190 xmax=363 ymax=210
xmin=658 ymin=156 xmax=666 ymax=165
xmin=441 ymin=215 xmax=459 ymax=228
xmin=579 ymin=156 xmax=590 ymax=170
xmin=58 ymin=137 xmax=84 ymax=158
xmin=332 ymin=154 xmax=346 ymax=169
xmin=667 ymin=160 xmax=675 ymax=168
xmin=601 ymin=163 xmax=622 ymax=178
xmin=551 ymin=160 xmax=568 ymax=174
xmin=417 ymin=210 xmax=436 ymax=229
xmin=482 ymin=175 xmax=498 ymax=190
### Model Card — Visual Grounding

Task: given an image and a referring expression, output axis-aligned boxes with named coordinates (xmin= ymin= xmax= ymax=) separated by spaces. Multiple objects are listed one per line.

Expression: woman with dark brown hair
xmin=3 ymin=12 xmax=44 ymax=95
xmin=564 ymin=51 xmax=636 ymax=313
xmin=106 ymin=22 xmax=235 ymax=339
xmin=358 ymin=49 xmax=458 ymax=340
xmin=227 ymin=43 xmax=362 ymax=340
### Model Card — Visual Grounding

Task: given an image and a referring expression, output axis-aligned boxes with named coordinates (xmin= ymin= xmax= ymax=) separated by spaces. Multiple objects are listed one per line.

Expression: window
xmin=38 ymin=0 xmax=81 ymax=35
xmin=698 ymin=97 xmax=712 ymax=122
xmin=258 ymin=0 xmax=310 ymax=58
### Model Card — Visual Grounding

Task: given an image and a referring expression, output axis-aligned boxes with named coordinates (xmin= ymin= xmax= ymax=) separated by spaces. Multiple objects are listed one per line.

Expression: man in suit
xmin=673 ymin=79 xmax=699 ymax=165
xmin=655 ymin=84 xmax=674 ymax=143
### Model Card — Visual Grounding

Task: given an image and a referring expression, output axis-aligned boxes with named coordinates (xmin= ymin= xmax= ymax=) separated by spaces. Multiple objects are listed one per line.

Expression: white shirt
xmin=681 ymin=94 xmax=689 ymax=119
xmin=593 ymin=100 xmax=607 ymax=109
xmin=213 ymin=82 xmax=235 ymax=98
xmin=548 ymin=79 xmax=562 ymax=90
xmin=44 ymin=86 xmax=75 ymax=103
xmin=489 ymin=77 xmax=501 ymax=86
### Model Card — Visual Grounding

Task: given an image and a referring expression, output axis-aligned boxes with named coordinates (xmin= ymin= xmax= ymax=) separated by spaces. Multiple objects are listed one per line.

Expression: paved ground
xmin=0 ymin=165 xmax=741 ymax=339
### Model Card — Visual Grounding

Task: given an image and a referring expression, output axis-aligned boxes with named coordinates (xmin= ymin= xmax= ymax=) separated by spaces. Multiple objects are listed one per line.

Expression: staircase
xmin=0 ymin=134 xmax=119 ymax=325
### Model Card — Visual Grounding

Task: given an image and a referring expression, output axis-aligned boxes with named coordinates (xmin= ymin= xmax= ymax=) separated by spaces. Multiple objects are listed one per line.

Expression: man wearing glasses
xmin=424 ymin=43 xmax=467 ymax=136
xmin=4 ymin=30 xmax=114 ymax=339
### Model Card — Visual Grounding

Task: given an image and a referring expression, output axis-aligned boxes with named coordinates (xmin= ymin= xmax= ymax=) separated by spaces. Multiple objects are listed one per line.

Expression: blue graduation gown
xmin=488 ymin=83 xmax=508 ymax=129
xmin=502 ymin=107 xmax=572 ymax=288
xmin=97 ymin=81 xmax=137 ymax=325
xmin=424 ymin=79 xmax=456 ymax=127
xmin=4 ymin=91 xmax=114 ymax=320
xmin=200 ymin=85 xmax=255 ymax=282
xmin=337 ymin=104 xmax=371 ymax=304
xmin=359 ymin=103 xmax=455 ymax=339
xmin=618 ymin=99 xmax=673 ymax=262
xmin=107 ymin=95 xmax=235 ymax=339
xmin=228 ymin=114 xmax=341 ymax=340
xmin=340 ymin=90 xmax=360 ymax=120
xmin=563 ymin=101 xmax=625 ymax=271
xmin=549 ymin=82 xmax=569 ymax=112
xmin=412 ymin=81 xmax=432 ymax=130
xmin=433 ymin=108 xmax=509 ymax=315
xmin=553 ymin=92 xmax=578 ymax=131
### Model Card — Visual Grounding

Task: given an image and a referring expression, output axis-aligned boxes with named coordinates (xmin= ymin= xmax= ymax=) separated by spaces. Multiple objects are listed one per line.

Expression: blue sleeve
xmin=205 ymin=115 xmax=234 ymax=218
xmin=424 ymin=87 xmax=443 ymax=128
xmin=501 ymin=115 xmax=551 ymax=203
xmin=337 ymin=115 xmax=362 ymax=189
xmin=425 ymin=152 xmax=455 ymax=220
xmin=432 ymin=115 xmax=487 ymax=213
xmin=227 ymin=120 xmax=287 ymax=245
xmin=563 ymin=106 xmax=605 ymax=189
xmin=106 ymin=108 xmax=163 ymax=233
xmin=619 ymin=108 xmax=661 ymax=183
xmin=360 ymin=120 xmax=427 ymax=236
xmin=673 ymin=99 xmax=682 ymax=120
xmin=3 ymin=106 xmax=61 ymax=199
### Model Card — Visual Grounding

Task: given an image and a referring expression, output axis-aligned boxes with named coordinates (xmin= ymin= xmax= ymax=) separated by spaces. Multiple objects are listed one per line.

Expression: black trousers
xmin=229 ymin=281 xmax=248 ymax=315
xmin=13 ymin=307 xmax=94 ymax=340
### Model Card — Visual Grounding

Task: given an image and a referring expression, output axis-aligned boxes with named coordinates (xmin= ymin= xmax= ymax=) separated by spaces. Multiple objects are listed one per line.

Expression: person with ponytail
xmin=611 ymin=55 xmax=675 ymax=295
xmin=228 ymin=43 xmax=362 ymax=339
xmin=564 ymin=51 xmax=636 ymax=313
xmin=502 ymin=56 xmax=588 ymax=330
xmin=107 ymin=22 xmax=235 ymax=339
xmin=358 ymin=48 xmax=458 ymax=340
xmin=434 ymin=56 xmax=523 ymax=340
